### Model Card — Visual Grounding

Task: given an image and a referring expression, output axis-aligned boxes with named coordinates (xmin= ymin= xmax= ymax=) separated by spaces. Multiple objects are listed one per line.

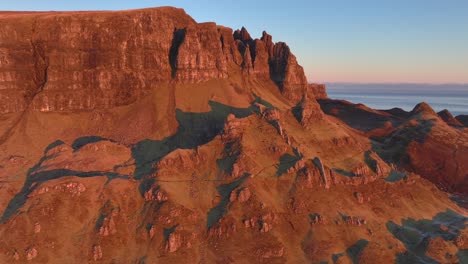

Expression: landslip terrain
xmin=0 ymin=7 xmax=466 ymax=263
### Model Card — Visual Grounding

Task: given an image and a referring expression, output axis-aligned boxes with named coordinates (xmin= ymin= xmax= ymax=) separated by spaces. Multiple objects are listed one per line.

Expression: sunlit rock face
xmin=0 ymin=7 xmax=466 ymax=264
xmin=0 ymin=8 xmax=194 ymax=112
xmin=0 ymin=8 xmax=313 ymax=113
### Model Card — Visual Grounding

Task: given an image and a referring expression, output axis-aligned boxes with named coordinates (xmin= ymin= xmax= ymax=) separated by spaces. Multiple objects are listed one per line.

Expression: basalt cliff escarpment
xmin=0 ymin=7 xmax=313 ymax=114
xmin=0 ymin=7 xmax=466 ymax=264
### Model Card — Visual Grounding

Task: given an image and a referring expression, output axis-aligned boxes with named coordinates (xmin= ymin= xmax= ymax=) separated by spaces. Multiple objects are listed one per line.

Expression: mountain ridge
xmin=0 ymin=7 xmax=466 ymax=263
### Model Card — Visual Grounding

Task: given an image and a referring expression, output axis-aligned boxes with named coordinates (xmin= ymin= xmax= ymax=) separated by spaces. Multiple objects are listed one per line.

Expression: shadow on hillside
xmin=386 ymin=209 xmax=467 ymax=263
xmin=0 ymin=140 xmax=128 ymax=223
xmin=207 ymin=173 xmax=250 ymax=229
xmin=132 ymin=101 xmax=254 ymax=197
xmin=1 ymin=99 xmax=273 ymax=224
xmin=331 ymin=239 xmax=369 ymax=264
xmin=276 ymin=151 xmax=302 ymax=177
xmin=318 ymin=99 xmax=406 ymax=132
xmin=370 ymin=116 xmax=434 ymax=166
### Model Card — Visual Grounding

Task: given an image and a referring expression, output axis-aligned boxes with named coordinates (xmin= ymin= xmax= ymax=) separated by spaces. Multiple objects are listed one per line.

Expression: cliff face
xmin=0 ymin=7 xmax=313 ymax=114
xmin=0 ymin=8 xmax=194 ymax=113
xmin=307 ymin=83 xmax=328 ymax=99
xmin=0 ymin=7 xmax=466 ymax=264
xmin=233 ymin=29 xmax=309 ymax=102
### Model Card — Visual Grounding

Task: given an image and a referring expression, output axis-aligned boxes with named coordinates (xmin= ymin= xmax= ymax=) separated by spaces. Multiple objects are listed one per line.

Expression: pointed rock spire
xmin=233 ymin=26 xmax=252 ymax=42
xmin=261 ymin=31 xmax=274 ymax=57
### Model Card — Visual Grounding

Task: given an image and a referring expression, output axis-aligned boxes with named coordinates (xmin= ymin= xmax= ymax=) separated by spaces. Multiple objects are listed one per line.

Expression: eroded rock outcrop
xmin=341 ymin=215 xmax=367 ymax=226
xmin=229 ymin=187 xmax=251 ymax=203
xmin=144 ymin=186 xmax=169 ymax=202
xmin=242 ymin=212 xmax=277 ymax=233
xmin=163 ymin=226 xmax=194 ymax=253
xmin=174 ymin=23 xmax=228 ymax=81
xmin=217 ymin=114 xmax=255 ymax=178
xmin=296 ymin=161 xmax=329 ymax=189
xmin=309 ymin=213 xmax=325 ymax=225
xmin=0 ymin=7 xmax=466 ymax=264
xmin=25 ymin=247 xmax=38 ymax=261
xmin=293 ymin=95 xmax=324 ymax=126
xmin=208 ymin=222 xmax=237 ymax=239
xmin=269 ymin=42 xmax=308 ymax=102
xmin=99 ymin=210 xmax=118 ymax=237
xmin=92 ymin=245 xmax=102 ymax=261
xmin=307 ymin=84 xmax=328 ymax=99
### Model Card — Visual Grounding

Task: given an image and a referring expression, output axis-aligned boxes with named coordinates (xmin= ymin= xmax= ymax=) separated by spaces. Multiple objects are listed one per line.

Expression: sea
xmin=326 ymin=83 xmax=468 ymax=116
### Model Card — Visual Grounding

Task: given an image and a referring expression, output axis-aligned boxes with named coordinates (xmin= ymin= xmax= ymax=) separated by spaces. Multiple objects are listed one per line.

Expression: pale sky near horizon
xmin=1 ymin=0 xmax=467 ymax=84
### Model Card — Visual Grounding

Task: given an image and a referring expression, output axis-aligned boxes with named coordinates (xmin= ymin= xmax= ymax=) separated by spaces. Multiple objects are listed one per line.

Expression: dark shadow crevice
xmin=169 ymin=28 xmax=186 ymax=78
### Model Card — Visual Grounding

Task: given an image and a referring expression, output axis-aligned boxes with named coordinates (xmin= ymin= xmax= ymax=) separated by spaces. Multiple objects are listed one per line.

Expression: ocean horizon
xmin=325 ymin=83 xmax=468 ymax=116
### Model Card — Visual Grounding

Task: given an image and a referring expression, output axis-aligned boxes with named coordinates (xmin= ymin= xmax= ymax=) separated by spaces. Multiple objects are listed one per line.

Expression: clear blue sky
xmin=1 ymin=0 xmax=467 ymax=84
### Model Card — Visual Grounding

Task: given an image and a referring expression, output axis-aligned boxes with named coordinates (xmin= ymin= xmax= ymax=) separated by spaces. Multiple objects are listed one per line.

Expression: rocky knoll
xmin=319 ymin=99 xmax=468 ymax=194
xmin=437 ymin=109 xmax=463 ymax=127
xmin=0 ymin=7 xmax=466 ymax=264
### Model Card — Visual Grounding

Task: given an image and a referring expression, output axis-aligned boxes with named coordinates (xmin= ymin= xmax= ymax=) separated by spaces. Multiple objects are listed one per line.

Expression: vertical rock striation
xmin=0 ymin=7 xmax=323 ymax=113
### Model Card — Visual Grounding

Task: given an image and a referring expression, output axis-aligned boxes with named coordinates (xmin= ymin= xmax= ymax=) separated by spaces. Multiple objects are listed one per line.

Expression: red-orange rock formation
xmin=0 ymin=8 xmax=318 ymax=114
xmin=0 ymin=7 xmax=466 ymax=264
xmin=307 ymin=83 xmax=328 ymax=99
xmin=319 ymin=98 xmax=468 ymax=194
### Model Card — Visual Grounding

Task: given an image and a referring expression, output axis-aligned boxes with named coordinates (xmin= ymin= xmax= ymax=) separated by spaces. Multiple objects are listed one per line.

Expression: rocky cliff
xmin=0 ymin=7 xmax=466 ymax=264
xmin=0 ymin=7 xmax=314 ymax=114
